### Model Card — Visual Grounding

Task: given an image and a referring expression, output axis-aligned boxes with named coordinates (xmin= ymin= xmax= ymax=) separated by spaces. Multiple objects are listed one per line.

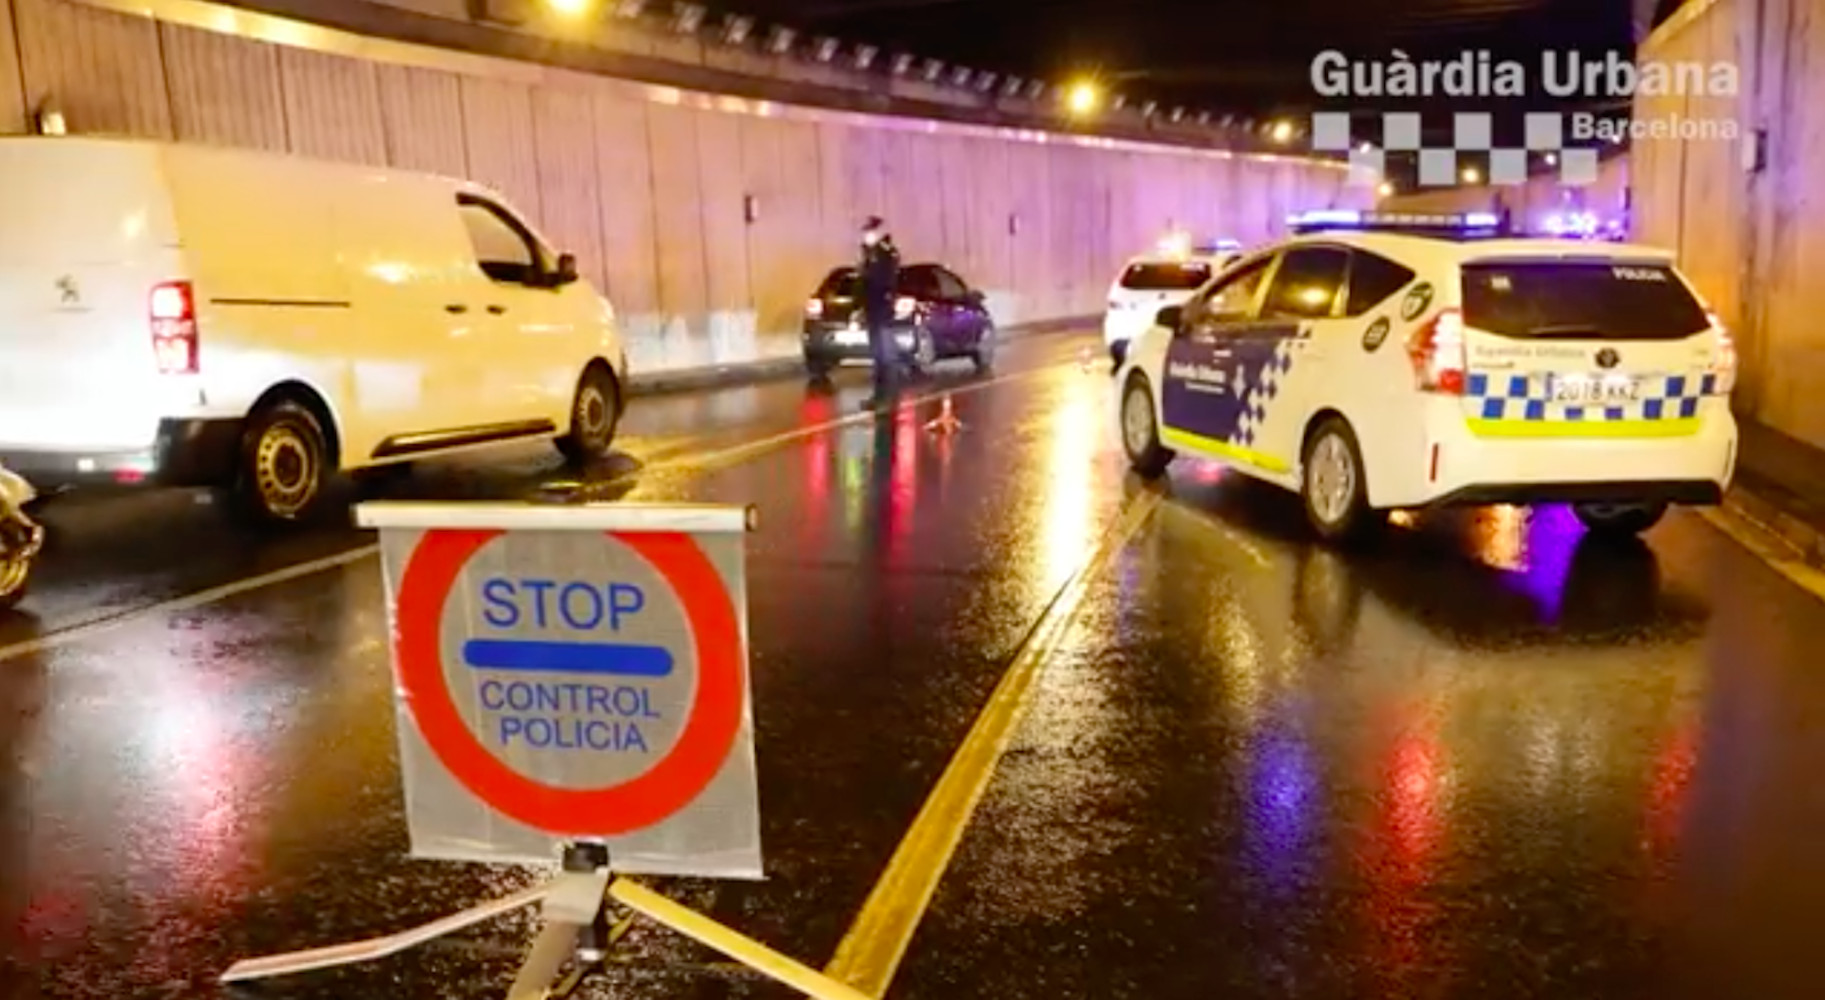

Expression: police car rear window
xmin=1120 ymin=262 xmax=1212 ymax=290
xmin=1460 ymin=262 xmax=1710 ymax=340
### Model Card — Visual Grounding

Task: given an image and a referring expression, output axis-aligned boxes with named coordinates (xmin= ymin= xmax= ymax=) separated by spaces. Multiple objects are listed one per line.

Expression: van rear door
xmin=1455 ymin=256 xmax=1726 ymax=436
xmin=0 ymin=139 xmax=183 ymax=453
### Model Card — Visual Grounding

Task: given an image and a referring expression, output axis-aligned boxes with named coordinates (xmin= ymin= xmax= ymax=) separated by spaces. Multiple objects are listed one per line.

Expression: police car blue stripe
xmin=1645 ymin=398 xmax=1664 ymax=419
xmin=1468 ymin=373 xmax=1489 ymax=396
xmin=1525 ymin=400 xmax=1546 ymax=420
xmin=1482 ymin=398 xmax=1504 ymax=419
xmin=1507 ymin=375 xmax=1528 ymax=397
xmin=1680 ymin=397 xmax=1699 ymax=418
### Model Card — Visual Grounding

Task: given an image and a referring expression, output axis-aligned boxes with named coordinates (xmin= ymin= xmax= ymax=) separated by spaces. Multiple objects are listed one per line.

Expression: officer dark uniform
xmin=859 ymin=216 xmax=901 ymax=410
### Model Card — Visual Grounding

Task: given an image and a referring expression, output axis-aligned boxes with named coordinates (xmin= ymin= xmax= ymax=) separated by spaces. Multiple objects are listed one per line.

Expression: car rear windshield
xmin=1119 ymin=262 xmax=1212 ymax=291
xmin=816 ymin=268 xmax=860 ymax=298
xmin=1460 ymin=262 xmax=1711 ymax=340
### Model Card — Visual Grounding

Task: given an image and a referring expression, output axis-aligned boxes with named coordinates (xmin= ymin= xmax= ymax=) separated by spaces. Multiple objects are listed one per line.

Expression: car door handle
xmin=487 ymin=305 xmax=507 ymax=315
xmin=445 ymin=304 xmax=468 ymax=314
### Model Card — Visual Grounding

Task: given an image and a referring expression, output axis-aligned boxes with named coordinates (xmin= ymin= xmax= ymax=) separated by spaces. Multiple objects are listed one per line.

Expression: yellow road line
xmin=1697 ymin=507 xmax=1825 ymax=603
xmin=609 ymin=879 xmax=872 ymax=1000
xmin=0 ymin=363 xmax=1065 ymax=665
xmin=823 ymin=488 xmax=1163 ymax=997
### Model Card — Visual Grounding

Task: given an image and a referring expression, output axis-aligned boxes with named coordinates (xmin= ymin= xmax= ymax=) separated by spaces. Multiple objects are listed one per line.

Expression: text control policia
xmin=474 ymin=576 xmax=665 ymax=753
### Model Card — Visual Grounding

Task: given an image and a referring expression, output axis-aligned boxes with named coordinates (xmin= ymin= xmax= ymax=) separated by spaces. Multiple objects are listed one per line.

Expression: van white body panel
xmin=0 ymin=137 xmax=625 ymax=489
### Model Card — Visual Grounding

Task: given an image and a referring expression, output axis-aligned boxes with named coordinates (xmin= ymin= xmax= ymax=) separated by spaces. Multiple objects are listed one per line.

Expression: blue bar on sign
xmin=461 ymin=640 xmax=674 ymax=677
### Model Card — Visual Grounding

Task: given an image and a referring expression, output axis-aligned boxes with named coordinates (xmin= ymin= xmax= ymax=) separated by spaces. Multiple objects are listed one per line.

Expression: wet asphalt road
xmin=4 ymin=329 xmax=1825 ymax=1000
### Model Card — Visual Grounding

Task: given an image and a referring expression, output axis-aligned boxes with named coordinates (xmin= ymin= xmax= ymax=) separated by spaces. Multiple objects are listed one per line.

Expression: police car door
xmin=1160 ymin=253 xmax=1277 ymax=459
xmin=1241 ymin=245 xmax=1352 ymax=471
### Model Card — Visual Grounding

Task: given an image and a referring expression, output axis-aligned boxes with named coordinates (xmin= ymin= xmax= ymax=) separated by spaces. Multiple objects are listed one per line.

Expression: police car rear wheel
xmin=1302 ymin=419 xmax=1370 ymax=542
xmin=1573 ymin=501 xmax=1667 ymax=537
xmin=1121 ymin=375 xmax=1173 ymax=478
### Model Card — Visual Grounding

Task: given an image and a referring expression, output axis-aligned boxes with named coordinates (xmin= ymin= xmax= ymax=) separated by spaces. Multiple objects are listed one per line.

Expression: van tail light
xmin=894 ymin=296 xmax=917 ymax=320
xmin=149 ymin=281 xmax=198 ymax=375
xmin=805 ymin=297 xmax=823 ymax=318
xmin=1707 ymin=311 xmax=1737 ymax=394
xmin=1407 ymin=307 xmax=1466 ymax=394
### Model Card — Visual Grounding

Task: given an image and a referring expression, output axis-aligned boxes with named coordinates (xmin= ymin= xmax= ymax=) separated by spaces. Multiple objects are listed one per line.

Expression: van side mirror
xmin=550 ymin=252 xmax=580 ymax=287
xmin=1156 ymin=305 xmax=1183 ymax=331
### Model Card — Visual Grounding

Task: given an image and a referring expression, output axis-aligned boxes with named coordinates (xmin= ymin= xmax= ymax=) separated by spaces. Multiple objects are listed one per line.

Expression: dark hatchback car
xmin=801 ymin=262 xmax=997 ymax=378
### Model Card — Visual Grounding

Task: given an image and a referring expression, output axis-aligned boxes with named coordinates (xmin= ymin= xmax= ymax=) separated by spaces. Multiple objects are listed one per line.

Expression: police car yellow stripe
xmin=1161 ymin=428 xmax=1291 ymax=474
xmin=1463 ymin=417 xmax=1702 ymax=439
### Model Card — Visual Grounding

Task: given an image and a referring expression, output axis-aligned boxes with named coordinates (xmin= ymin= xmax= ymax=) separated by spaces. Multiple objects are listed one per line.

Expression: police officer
xmin=858 ymin=215 xmax=901 ymax=411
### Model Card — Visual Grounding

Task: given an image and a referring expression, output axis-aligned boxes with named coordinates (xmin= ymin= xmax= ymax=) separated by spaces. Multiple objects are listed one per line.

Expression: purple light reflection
xmin=1243 ymin=717 xmax=1319 ymax=900
xmin=1499 ymin=504 xmax=1583 ymax=623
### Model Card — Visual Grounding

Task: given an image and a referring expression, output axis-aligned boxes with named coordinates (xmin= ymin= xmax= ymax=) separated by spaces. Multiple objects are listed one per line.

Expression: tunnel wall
xmin=1381 ymin=155 xmax=1631 ymax=233
xmin=1634 ymin=0 xmax=1822 ymax=449
xmin=0 ymin=0 xmax=1358 ymax=375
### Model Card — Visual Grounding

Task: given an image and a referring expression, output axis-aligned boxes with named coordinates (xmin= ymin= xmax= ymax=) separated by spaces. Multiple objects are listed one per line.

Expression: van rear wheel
xmin=235 ymin=399 xmax=330 ymax=526
xmin=557 ymin=366 xmax=620 ymax=465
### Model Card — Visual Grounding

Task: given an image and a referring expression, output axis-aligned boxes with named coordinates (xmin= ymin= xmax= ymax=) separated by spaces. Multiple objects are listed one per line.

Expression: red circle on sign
xmin=394 ymin=529 xmax=744 ymax=835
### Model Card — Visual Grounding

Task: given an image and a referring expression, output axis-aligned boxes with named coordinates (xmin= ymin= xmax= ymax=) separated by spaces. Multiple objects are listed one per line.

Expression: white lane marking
xmin=0 ymin=361 xmax=1073 ymax=663
xmin=0 ymin=545 xmax=380 ymax=664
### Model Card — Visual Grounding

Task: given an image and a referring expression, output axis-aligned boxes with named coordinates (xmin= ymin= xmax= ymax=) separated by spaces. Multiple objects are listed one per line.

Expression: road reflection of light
xmin=1361 ymin=703 xmax=1450 ymax=989
xmin=1522 ymin=707 xmax=1563 ymax=797
xmin=1645 ymin=719 xmax=1699 ymax=869
xmin=1244 ymin=715 xmax=1319 ymax=902
xmin=886 ymin=406 xmax=919 ymax=561
xmin=840 ymin=425 xmax=869 ymax=532
xmin=1206 ymin=602 xmax=1266 ymax=733
xmin=1037 ymin=401 xmax=1097 ymax=595
xmin=804 ymin=430 xmax=829 ymax=532
xmin=1497 ymin=505 xmax=1581 ymax=622
xmin=1474 ymin=505 xmax=1527 ymax=572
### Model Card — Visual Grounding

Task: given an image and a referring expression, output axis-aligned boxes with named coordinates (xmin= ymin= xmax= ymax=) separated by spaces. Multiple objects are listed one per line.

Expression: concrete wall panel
xmin=645 ymin=101 xmax=710 ymax=365
xmin=278 ymin=47 xmax=385 ymax=166
xmin=735 ymin=112 xmax=793 ymax=344
xmin=459 ymin=75 xmax=542 ymax=221
xmin=531 ymin=87 xmax=606 ymax=289
xmin=694 ymin=107 xmax=753 ymax=359
xmin=0 ymin=0 xmax=26 ymax=133
xmin=591 ymin=93 xmax=660 ymax=325
xmin=14 ymin=0 xmax=170 ymax=138
xmin=159 ymin=22 xmax=284 ymax=151
xmin=376 ymin=64 xmax=466 ymax=177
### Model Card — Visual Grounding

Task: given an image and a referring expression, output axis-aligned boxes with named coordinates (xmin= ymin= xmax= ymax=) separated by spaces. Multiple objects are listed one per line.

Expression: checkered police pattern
xmin=1312 ymin=111 xmax=1600 ymax=188
xmin=1466 ymin=371 xmax=1720 ymax=423
xmin=1233 ymin=337 xmax=1304 ymax=447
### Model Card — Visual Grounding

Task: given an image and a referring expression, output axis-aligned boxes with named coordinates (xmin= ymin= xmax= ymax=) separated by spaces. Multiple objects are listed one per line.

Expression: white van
xmin=0 ymin=136 xmax=628 ymax=524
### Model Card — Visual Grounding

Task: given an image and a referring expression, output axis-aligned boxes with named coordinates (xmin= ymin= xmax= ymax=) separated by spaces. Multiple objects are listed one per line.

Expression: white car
xmin=1115 ymin=212 xmax=1738 ymax=541
xmin=1103 ymin=242 xmax=1240 ymax=364
xmin=0 ymin=137 xmax=628 ymax=525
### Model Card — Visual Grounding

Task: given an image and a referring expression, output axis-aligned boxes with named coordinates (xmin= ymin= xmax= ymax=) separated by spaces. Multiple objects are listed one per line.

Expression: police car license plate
xmin=1548 ymin=374 xmax=1640 ymax=403
xmin=836 ymin=326 xmax=866 ymax=345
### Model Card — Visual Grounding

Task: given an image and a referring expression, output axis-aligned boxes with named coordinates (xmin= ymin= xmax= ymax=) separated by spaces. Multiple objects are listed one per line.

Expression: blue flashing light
xmin=1288 ymin=208 xmax=1508 ymax=236
xmin=1287 ymin=209 xmax=1361 ymax=227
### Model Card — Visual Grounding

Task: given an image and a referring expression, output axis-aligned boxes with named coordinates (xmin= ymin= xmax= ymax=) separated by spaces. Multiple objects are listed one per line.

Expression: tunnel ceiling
xmin=724 ymin=0 xmax=1638 ymax=119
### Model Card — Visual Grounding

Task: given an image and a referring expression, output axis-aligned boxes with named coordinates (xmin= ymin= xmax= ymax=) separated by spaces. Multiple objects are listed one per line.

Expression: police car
xmin=1115 ymin=210 xmax=1738 ymax=541
xmin=1103 ymin=236 xmax=1242 ymax=365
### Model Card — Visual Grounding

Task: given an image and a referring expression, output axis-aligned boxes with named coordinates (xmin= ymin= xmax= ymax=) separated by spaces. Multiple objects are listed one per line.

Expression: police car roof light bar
xmin=1288 ymin=209 xmax=1506 ymax=238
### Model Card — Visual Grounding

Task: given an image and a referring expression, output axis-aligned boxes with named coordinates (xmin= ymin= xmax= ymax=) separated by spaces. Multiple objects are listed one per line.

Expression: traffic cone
xmin=925 ymin=394 xmax=963 ymax=433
